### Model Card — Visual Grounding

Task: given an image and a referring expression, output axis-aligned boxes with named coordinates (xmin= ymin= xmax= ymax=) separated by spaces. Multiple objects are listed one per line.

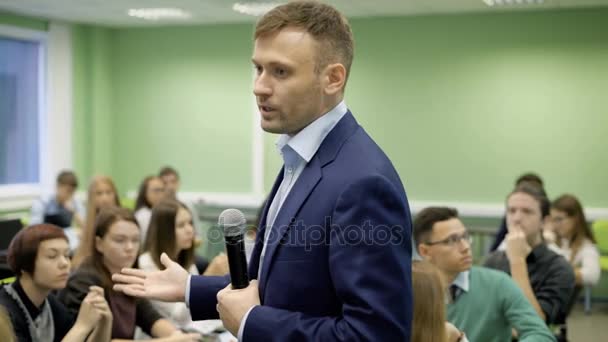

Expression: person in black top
xmin=58 ymin=206 xmax=200 ymax=341
xmin=490 ymin=172 xmax=546 ymax=251
xmin=0 ymin=224 xmax=111 ymax=342
xmin=485 ymin=184 xmax=575 ymax=325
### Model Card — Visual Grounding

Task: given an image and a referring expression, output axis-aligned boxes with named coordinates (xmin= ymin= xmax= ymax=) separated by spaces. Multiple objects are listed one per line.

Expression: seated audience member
xmin=485 ymin=184 xmax=575 ymax=325
xmin=0 ymin=306 xmax=16 ymax=342
xmin=414 ymin=206 xmax=554 ymax=342
xmin=412 ymin=261 xmax=468 ymax=342
xmin=159 ymin=166 xmax=180 ymax=200
xmin=157 ymin=166 xmax=208 ymax=271
xmin=140 ymin=199 xmax=228 ymax=330
xmin=552 ymin=194 xmax=600 ymax=312
xmin=0 ymin=224 xmax=112 ymax=342
xmin=490 ymin=172 xmax=545 ymax=251
xmin=552 ymin=194 xmax=601 ymax=286
xmin=30 ymin=170 xmax=85 ymax=229
xmin=72 ymin=175 xmax=121 ymax=267
xmin=134 ymin=176 xmax=166 ymax=242
xmin=58 ymin=206 xmax=199 ymax=341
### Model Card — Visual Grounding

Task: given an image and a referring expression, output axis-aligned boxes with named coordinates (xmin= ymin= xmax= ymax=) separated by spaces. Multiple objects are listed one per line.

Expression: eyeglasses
xmin=425 ymin=232 xmax=472 ymax=247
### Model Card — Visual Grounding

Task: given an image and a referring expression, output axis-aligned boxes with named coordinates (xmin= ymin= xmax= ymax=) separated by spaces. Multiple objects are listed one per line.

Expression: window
xmin=0 ymin=36 xmax=43 ymax=185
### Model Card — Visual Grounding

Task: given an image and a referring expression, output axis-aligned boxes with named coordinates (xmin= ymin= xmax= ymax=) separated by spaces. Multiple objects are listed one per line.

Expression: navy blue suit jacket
xmin=189 ymin=112 xmax=412 ymax=341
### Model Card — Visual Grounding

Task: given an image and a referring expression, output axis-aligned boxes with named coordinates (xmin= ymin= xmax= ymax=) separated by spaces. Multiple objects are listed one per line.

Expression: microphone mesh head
xmin=218 ymin=208 xmax=246 ymax=237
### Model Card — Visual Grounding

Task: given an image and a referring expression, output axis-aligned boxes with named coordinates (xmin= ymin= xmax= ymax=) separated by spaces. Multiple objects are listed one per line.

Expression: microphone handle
xmin=225 ymin=235 xmax=250 ymax=289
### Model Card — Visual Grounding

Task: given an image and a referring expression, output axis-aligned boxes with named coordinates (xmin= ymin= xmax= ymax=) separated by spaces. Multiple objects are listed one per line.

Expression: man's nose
xmin=253 ymin=74 xmax=272 ymax=97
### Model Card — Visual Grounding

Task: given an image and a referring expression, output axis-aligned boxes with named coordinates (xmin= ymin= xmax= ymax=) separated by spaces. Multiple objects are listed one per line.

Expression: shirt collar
xmin=276 ymin=101 xmax=348 ymax=164
xmin=528 ymin=243 xmax=549 ymax=262
xmin=451 ymin=270 xmax=470 ymax=293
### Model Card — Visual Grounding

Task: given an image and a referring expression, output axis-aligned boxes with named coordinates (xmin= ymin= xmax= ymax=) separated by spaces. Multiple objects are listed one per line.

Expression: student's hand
xmin=203 ymin=253 xmax=229 ymax=276
xmin=75 ymin=289 xmax=103 ymax=330
xmin=88 ymin=286 xmax=112 ymax=322
xmin=63 ymin=199 xmax=75 ymax=213
xmin=112 ymin=253 xmax=189 ymax=302
xmin=505 ymin=225 xmax=532 ymax=262
xmin=543 ymin=229 xmax=556 ymax=244
xmin=216 ymin=280 xmax=260 ymax=336
xmin=446 ymin=322 xmax=464 ymax=342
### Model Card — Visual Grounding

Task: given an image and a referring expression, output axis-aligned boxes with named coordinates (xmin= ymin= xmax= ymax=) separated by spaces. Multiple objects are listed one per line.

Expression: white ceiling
xmin=0 ymin=0 xmax=607 ymax=27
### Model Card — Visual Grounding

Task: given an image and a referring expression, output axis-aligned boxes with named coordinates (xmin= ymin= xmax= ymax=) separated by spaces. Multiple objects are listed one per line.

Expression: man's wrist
xmin=508 ymin=255 xmax=527 ymax=265
xmin=237 ymin=305 xmax=258 ymax=341
xmin=509 ymin=257 xmax=529 ymax=276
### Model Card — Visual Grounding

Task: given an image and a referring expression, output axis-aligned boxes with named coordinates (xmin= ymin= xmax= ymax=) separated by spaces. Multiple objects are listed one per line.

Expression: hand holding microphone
xmin=218 ymin=208 xmax=250 ymax=289
xmin=216 ymin=209 xmax=260 ymax=335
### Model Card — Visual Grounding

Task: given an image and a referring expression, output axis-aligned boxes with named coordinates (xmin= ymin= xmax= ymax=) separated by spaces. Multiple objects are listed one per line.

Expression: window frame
xmin=0 ymin=24 xmax=49 ymax=211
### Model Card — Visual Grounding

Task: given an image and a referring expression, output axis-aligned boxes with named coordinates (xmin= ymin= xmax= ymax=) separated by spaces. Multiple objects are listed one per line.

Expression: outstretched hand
xmin=112 ymin=253 xmax=189 ymax=302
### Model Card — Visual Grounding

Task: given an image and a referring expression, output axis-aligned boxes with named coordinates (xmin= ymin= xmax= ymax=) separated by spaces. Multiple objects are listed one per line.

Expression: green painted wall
xmin=9 ymin=8 xmax=603 ymax=206
xmin=0 ymin=11 xmax=47 ymax=31
xmin=265 ymin=9 xmax=608 ymax=207
xmin=109 ymin=24 xmax=254 ymax=194
xmin=72 ymin=25 xmax=115 ymax=190
xmin=351 ymin=10 xmax=608 ymax=207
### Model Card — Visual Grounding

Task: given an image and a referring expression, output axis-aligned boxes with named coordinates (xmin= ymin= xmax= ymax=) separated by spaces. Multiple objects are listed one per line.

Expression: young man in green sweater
xmin=414 ymin=207 xmax=555 ymax=342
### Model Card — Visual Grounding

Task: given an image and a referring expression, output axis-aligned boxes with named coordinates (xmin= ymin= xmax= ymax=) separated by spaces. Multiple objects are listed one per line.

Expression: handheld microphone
xmin=219 ymin=209 xmax=249 ymax=289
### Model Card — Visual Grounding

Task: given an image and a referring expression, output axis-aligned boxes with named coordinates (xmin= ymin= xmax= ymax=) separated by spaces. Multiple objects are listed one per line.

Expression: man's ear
xmin=322 ymin=63 xmax=346 ymax=96
xmin=417 ymin=243 xmax=431 ymax=260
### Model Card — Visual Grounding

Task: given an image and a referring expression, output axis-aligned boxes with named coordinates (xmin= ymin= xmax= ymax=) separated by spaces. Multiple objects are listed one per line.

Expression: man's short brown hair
xmin=413 ymin=207 xmax=459 ymax=247
xmin=56 ymin=170 xmax=78 ymax=188
xmin=255 ymin=1 xmax=354 ymax=81
xmin=159 ymin=166 xmax=179 ymax=179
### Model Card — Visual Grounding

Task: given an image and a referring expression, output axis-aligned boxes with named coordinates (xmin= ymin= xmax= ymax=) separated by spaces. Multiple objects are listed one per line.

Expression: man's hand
xmin=505 ymin=225 xmax=532 ymax=262
xmin=216 ymin=280 xmax=260 ymax=336
xmin=112 ymin=253 xmax=189 ymax=302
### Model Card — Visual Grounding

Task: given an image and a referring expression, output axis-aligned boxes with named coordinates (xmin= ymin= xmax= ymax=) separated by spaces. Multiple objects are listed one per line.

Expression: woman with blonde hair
xmin=412 ymin=261 xmax=466 ymax=342
xmin=72 ymin=175 xmax=121 ymax=267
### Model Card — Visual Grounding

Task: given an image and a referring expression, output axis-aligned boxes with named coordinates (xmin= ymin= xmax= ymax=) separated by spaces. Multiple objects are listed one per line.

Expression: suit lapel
xmin=248 ymin=167 xmax=284 ymax=281
xmin=257 ymin=111 xmax=360 ymax=295
xmin=258 ymin=156 xmax=322 ymax=292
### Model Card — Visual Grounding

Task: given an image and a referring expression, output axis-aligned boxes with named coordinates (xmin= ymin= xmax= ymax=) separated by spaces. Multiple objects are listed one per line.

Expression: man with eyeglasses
xmin=414 ymin=206 xmax=554 ymax=342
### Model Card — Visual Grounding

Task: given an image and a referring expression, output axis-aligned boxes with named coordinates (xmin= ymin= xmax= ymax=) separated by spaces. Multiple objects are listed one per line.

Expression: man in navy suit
xmin=113 ymin=1 xmax=412 ymax=340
